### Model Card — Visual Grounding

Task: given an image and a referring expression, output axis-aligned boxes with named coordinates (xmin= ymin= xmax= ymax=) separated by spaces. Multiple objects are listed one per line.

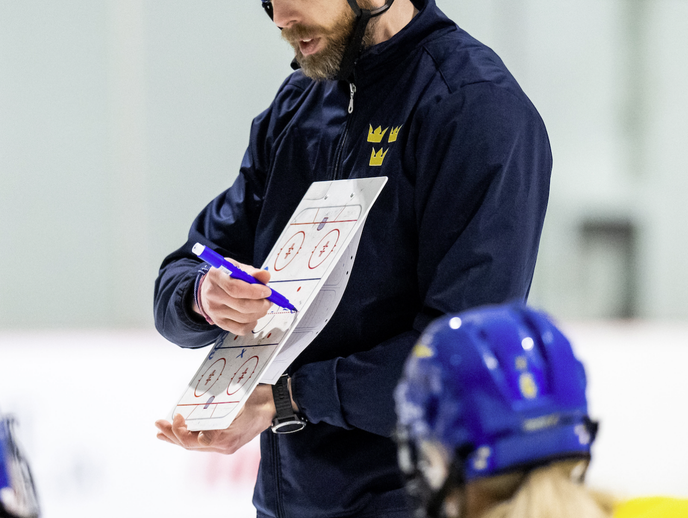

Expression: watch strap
xmin=271 ymin=374 xmax=306 ymax=434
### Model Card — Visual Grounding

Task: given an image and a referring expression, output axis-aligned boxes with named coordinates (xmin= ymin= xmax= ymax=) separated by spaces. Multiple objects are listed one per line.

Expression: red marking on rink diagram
xmin=309 ymin=229 xmax=340 ymax=269
xmin=226 ymin=356 xmax=259 ymax=396
xmin=194 ymin=358 xmax=226 ymax=398
xmin=274 ymin=231 xmax=305 ymax=272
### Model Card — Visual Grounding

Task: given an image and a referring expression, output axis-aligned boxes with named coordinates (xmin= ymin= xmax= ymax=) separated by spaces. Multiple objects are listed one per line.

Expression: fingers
xmin=155 ymin=415 xmax=248 ymax=455
xmin=156 ymin=431 xmax=177 ymax=445
xmin=155 ymin=415 xmax=202 ymax=450
xmin=169 ymin=414 xmax=206 ymax=449
xmin=201 ymin=266 xmax=274 ymax=334
xmin=204 ymin=297 xmax=270 ymax=335
xmin=210 ymin=261 xmax=272 ymax=300
xmin=155 ymin=393 xmax=274 ymax=455
xmin=155 ymin=415 xmax=228 ymax=453
xmin=243 ymin=265 xmax=271 ymax=286
xmin=198 ymin=430 xmax=214 ymax=447
xmin=155 ymin=419 xmax=182 ymax=447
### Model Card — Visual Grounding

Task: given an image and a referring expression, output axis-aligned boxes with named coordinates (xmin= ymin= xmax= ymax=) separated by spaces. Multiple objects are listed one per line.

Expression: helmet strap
xmin=335 ymin=0 xmax=395 ymax=82
xmin=425 ymin=461 xmax=465 ymax=518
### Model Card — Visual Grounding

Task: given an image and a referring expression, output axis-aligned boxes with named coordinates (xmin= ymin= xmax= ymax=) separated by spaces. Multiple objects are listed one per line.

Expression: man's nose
xmin=270 ymin=0 xmax=300 ymax=29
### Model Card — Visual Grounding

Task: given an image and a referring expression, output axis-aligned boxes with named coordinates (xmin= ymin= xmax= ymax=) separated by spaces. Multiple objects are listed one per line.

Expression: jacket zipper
xmin=332 ymin=81 xmax=357 ymax=180
xmin=272 ymin=432 xmax=286 ymax=518
xmin=348 ymin=82 xmax=356 ymax=114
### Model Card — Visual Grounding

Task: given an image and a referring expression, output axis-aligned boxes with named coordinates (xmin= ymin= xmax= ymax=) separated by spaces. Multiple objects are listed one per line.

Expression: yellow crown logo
xmin=389 ymin=125 xmax=403 ymax=143
xmin=519 ymin=372 xmax=538 ymax=399
xmin=367 ymin=125 xmax=389 ymax=143
xmin=369 ymin=147 xmax=389 ymax=167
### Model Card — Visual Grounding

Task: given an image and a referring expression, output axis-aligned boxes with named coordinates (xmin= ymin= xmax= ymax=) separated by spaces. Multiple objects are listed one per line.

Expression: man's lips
xmin=298 ymin=37 xmax=321 ymax=56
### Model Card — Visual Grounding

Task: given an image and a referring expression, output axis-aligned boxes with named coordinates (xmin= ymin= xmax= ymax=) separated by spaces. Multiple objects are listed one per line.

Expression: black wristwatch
xmin=271 ymin=374 xmax=307 ymax=434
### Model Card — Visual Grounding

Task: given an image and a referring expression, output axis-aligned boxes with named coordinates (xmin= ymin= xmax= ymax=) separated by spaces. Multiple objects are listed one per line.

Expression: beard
xmin=281 ymin=1 xmax=378 ymax=81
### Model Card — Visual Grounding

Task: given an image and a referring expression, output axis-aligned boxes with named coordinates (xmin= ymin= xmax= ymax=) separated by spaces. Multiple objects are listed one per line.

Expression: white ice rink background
xmin=1 ymin=321 xmax=687 ymax=518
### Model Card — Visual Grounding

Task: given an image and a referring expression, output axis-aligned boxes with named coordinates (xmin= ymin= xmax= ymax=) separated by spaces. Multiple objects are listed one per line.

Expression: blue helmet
xmin=395 ymin=303 xmax=596 ymax=488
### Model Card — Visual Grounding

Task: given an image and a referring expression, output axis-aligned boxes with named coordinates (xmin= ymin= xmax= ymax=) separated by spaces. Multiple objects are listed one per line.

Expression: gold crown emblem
xmin=369 ymin=147 xmax=389 ymax=167
xmin=389 ymin=125 xmax=403 ymax=143
xmin=367 ymin=125 xmax=389 ymax=143
xmin=519 ymin=372 xmax=538 ymax=399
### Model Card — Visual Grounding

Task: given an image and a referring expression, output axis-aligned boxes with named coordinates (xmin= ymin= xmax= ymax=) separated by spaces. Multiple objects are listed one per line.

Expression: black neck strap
xmin=345 ymin=0 xmax=396 ymax=18
xmin=335 ymin=0 xmax=395 ymax=82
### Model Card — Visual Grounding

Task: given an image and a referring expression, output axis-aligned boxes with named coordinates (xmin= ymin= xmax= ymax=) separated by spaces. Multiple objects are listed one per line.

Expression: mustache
xmin=281 ymin=24 xmax=320 ymax=43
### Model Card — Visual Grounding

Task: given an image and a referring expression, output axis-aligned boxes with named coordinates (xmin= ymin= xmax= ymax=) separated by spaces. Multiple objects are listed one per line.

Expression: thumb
xmin=198 ymin=430 xmax=215 ymax=447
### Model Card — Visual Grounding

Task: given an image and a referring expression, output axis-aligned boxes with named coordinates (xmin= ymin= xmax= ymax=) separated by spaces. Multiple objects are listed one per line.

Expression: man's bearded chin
xmin=282 ymin=8 xmax=377 ymax=81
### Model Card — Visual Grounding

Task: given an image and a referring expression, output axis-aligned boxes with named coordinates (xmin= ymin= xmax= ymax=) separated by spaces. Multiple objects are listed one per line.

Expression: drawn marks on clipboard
xmin=226 ymin=356 xmax=259 ymax=396
xmin=194 ymin=358 xmax=226 ymax=397
xmin=275 ymin=231 xmax=305 ymax=272
xmin=309 ymin=229 xmax=340 ymax=269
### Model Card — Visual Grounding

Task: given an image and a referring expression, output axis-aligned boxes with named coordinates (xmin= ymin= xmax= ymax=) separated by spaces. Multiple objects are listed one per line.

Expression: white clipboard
xmin=172 ymin=177 xmax=387 ymax=431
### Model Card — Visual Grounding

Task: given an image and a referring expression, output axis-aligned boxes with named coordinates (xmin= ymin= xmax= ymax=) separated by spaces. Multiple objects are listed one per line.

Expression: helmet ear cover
xmin=396 ymin=426 xmax=470 ymax=518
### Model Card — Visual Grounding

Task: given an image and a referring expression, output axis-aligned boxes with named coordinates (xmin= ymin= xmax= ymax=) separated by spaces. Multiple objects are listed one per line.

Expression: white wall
xmin=438 ymin=0 xmax=688 ymax=320
xmin=638 ymin=1 xmax=688 ymax=318
xmin=0 ymin=1 xmax=292 ymax=328
xmin=2 ymin=1 xmax=688 ymax=326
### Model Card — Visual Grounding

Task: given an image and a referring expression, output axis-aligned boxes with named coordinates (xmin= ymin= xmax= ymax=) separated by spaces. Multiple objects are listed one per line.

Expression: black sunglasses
xmin=260 ymin=0 xmax=393 ymax=22
xmin=261 ymin=0 xmax=274 ymax=20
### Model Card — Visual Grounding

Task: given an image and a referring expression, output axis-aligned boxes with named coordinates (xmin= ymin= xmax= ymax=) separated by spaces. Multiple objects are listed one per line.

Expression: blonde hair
xmin=474 ymin=460 xmax=615 ymax=518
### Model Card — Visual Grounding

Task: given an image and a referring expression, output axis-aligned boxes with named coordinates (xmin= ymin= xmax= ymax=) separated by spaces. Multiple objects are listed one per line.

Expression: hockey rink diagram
xmin=173 ymin=177 xmax=388 ymax=431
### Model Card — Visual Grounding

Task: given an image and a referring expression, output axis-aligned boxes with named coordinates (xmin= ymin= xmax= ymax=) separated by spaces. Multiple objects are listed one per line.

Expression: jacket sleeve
xmin=153 ymin=84 xmax=299 ymax=348
xmin=153 ymin=171 xmax=263 ymax=349
xmin=291 ymin=83 xmax=552 ymax=436
xmin=153 ymin=75 xmax=309 ymax=348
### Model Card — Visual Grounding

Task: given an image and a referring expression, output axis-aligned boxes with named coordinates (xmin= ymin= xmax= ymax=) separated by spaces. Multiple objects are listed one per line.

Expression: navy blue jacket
xmin=154 ymin=1 xmax=551 ymax=516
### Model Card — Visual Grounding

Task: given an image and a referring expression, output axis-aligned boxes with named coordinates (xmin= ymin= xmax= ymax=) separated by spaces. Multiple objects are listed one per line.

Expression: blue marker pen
xmin=192 ymin=243 xmax=297 ymax=312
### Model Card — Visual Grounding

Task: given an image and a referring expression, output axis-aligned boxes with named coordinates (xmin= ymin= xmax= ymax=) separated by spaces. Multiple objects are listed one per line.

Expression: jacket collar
xmin=351 ymin=0 xmax=456 ymax=87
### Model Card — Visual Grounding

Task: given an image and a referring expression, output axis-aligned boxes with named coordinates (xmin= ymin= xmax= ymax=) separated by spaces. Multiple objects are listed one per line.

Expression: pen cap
xmin=192 ymin=243 xmax=223 ymax=269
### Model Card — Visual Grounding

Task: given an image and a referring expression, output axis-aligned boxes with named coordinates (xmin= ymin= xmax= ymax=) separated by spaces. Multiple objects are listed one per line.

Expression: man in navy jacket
xmin=154 ymin=0 xmax=552 ymax=516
